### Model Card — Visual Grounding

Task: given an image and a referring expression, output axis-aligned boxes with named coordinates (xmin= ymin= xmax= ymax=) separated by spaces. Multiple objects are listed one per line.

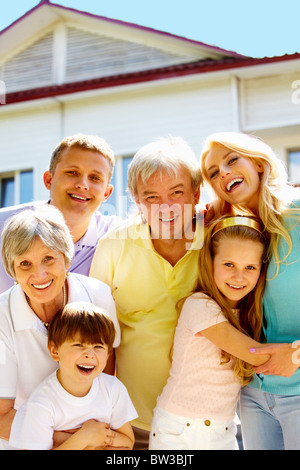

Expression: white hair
xmin=127 ymin=136 xmax=202 ymax=200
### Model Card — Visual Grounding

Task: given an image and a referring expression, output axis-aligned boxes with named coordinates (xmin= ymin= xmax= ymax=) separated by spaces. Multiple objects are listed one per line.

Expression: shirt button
xmin=204 ymin=420 xmax=211 ymax=426
xmin=186 ymin=423 xmax=190 ymax=427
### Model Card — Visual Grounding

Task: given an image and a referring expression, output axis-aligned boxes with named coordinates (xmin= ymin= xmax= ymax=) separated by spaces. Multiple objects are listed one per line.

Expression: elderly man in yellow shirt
xmin=90 ymin=136 xmax=203 ymax=449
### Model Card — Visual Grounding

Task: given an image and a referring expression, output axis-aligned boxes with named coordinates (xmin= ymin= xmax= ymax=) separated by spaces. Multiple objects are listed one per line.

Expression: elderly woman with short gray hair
xmin=0 ymin=205 xmax=120 ymax=450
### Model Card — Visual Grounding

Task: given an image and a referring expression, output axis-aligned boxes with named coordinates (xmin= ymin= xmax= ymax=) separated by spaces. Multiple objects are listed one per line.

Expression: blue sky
xmin=0 ymin=0 xmax=299 ymax=58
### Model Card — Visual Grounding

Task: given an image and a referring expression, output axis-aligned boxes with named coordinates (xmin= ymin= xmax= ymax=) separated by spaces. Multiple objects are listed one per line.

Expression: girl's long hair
xmin=197 ymin=217 xmax=269 ymax=386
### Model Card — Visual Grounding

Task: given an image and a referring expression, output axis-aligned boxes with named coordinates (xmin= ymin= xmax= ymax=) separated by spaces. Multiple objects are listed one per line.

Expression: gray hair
xmin=1 ymin=205 xmax=74 ymax=280
xmin=127 ymin=136 xmax=202 ymax=200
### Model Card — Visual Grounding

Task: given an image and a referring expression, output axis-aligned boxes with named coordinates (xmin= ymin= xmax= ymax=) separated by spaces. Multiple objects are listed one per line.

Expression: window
xmin=121 ymin=156 xmax=135 ymax=217
xmin=288 ymin=150 xmax=300 ymax=185
xmin=0 ymin=170 xmax=33 ymax=208
xmin=1 ymin=177 xmax=14 ymax=207
xmin=100 ymin=156 xmax=135 ymax=218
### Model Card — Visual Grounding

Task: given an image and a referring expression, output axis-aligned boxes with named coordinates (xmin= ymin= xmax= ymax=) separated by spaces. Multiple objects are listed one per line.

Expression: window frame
xmin=100 ymin=154 xmax=135 ymax=218
xmin=287 ymin=149 xmax=300 ymax=187
xmin=0 ymin=169 xmax=34 ymax=208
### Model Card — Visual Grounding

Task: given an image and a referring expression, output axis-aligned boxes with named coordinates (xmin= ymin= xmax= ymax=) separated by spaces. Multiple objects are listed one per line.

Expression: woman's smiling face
xmin=13 ymin=236 xmax=67 ymax=308
xmin=204 ymin=145 xmax=263 ymax=210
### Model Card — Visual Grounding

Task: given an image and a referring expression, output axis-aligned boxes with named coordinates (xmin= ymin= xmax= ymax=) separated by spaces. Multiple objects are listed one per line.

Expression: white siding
xmin=65 ymin=27 xmax=193 ymax=83
xmin=62 ymin=77 xmax=234 ymax=156
xmin=241 ymin=72 xmax=300 ymax=130
xmin=1 ymin=32 xmax=53 ymax=93
xmin=0 ymin=103 xmax=63 ymax=200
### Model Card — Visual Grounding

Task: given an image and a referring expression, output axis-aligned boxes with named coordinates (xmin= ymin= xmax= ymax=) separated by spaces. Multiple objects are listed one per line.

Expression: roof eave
xmin=4 ymin=53 xmax=300 ymax=106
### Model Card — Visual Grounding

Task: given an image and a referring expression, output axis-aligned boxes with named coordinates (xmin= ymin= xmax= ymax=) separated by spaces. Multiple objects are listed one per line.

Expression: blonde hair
xmin=127 ymin=136 xmax=202 ymax=201
xmin=200 ymin=131 xmax=300 ymax=274
xmin=197 ymin=216 xmax=269 ymax=386
xmin=49 ymin=133 xmax=115 ymax=182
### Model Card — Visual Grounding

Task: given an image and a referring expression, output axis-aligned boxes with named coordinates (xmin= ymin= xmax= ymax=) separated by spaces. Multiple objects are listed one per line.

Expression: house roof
xmin=5 ymin=52 xmax=300 ymax=105
xmin=0 ymin=0 xmax=245 ymax=61
xmin=1 ymin=1 xmax=300 ymax=106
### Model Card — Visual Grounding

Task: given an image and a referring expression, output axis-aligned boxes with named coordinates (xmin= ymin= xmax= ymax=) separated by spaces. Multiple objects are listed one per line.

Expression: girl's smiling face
xmin=204 ymin=145 xmax=263 ymax=212
xmin=213 ymin=237 xmax=264 ymax=308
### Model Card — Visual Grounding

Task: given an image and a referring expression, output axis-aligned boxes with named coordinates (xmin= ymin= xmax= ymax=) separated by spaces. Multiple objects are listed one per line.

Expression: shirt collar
xmin=9 ymin=274 xmax=92 ymax=332
xmin=132 ymin=213 xmax=205 ymax=252
xmin=74 ymin=213 xmax=98 ymax=249
xmin=48 ymin=200 xmax=98 ymax=249
xmin=9 ymin=285 xmax=41 ymax=331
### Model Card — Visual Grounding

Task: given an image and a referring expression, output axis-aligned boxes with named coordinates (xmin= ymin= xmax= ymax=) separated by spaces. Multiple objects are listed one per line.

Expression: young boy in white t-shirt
xmin=9 ymin=301 xmax=137 ymax=450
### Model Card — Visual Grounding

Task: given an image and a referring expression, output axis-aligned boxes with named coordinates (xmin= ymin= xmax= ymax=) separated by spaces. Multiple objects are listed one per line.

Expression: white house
xmin=0 ymin=0 xmax=300 ymax=216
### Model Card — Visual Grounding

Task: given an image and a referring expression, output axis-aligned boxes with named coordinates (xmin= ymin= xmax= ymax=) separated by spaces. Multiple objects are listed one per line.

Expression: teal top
xmin=250 ymin=199 xmax=300 ymax=394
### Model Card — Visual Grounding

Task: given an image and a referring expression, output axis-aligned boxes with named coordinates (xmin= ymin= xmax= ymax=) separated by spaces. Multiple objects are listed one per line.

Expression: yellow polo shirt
xmin=90 ymin=217 xmax=203 ymax=431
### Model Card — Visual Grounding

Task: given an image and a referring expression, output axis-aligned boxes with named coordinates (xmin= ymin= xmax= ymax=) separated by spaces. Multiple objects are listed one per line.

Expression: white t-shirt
xmin=9 ymin=371 xmax=138 ymax=450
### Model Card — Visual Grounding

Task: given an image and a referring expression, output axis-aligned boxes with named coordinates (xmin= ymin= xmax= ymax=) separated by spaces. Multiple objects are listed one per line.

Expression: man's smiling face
xmin=135 ymin=166 xmax=200 ymax=241
xmin=43 ymin=146 xmax=113 ymax=222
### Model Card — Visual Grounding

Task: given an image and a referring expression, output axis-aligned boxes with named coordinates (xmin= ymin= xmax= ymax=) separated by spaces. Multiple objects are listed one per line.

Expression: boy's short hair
xmin=48 ymin=302 xmax=116 ymax=353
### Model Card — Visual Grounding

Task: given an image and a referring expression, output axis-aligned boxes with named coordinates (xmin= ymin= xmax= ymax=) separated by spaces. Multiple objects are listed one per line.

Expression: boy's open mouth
xmin=77 ymin=364 xmax=95 ymax=375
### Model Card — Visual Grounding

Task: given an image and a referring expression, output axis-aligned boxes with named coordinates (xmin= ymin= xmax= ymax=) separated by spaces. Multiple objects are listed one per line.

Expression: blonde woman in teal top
xmin=201 ymin=131 xmax=300 ymax=450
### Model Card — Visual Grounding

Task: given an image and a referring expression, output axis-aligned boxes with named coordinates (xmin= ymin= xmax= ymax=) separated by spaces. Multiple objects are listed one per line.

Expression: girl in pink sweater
xmin=150 ymin=215 xmax=270 ymax=450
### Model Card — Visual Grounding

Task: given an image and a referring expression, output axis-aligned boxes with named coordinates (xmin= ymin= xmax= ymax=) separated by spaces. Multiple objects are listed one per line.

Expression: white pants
xmin=149 ymin=406 xmax=239 ymax=450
